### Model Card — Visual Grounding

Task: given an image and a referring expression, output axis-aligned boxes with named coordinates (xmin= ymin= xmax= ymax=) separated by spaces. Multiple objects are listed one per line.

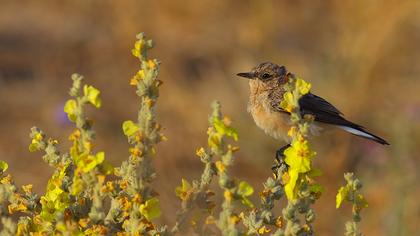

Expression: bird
xmin=237 ymin=62 xmax=389 ymax=159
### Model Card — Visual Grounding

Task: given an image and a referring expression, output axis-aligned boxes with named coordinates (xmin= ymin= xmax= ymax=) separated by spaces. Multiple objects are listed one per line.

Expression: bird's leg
xmin=271 ymin=144 xmax=291 ymax=177
xmin=275 ymin=144 xmax=291 ymax=164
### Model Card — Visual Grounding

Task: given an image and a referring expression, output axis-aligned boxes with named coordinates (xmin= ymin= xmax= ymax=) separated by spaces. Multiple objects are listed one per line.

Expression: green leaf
xmin=355 ymin=194 xmax=369 ymax=208
xmin=28 ymin=143 xmax=39 ymax=152
xmin=99 ymin=161 xmax=114 ymax=175
xmin=0 ymin=161 xmax=8 ymax=172
xmin=63 ymin=99 xmax=77 ymax=122
xmin=122 ymin=120 xmax=140 ymax=137
xmin=140 ymin=198 xmax=161 ymax=221
xmin=83 ymin=85 xmax=102 ymax=108
xmin=309 ymin=183 xmax=324 ymax=194
xmin=308 ymin=168 xmax=323 ymax=177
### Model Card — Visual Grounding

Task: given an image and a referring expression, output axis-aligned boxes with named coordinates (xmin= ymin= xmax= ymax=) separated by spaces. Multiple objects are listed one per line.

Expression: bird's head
xmin=237 ymin=62 xmax=289 ymax=84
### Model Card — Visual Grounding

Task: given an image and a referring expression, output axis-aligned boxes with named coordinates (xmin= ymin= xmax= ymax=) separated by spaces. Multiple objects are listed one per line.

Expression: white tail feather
xmin=338 ymin=126 xmax=376 ymax=140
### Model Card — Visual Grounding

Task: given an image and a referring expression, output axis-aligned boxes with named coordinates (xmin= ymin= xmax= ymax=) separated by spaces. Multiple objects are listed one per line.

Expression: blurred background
xmin=0 ymin=0 xmax=419 ymax=235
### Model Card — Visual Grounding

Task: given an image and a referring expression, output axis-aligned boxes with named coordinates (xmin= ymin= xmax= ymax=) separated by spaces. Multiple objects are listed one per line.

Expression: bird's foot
xmin=271 ymin=144 xmax=291 ymax=178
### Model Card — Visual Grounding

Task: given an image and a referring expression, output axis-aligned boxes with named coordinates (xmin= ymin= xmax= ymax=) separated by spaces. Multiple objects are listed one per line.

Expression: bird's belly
xmin=249 ymin=104 xmax=291 ymax=141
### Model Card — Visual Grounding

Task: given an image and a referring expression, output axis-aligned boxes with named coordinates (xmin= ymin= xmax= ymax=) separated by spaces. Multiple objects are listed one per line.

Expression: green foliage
xmin=0 ymin=33 xmax=369 ymax=236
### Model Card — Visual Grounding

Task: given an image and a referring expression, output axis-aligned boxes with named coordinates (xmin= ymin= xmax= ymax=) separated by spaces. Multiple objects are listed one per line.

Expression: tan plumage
xmin=237 ymin=62 xmax=389 ymax=145
xmin=247 ymin=78 xmax=291 ymax=141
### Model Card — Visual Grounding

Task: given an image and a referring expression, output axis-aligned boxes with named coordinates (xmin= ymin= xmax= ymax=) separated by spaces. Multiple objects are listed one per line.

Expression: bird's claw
xmin=272 ymin=144 xmax=291 ymax=178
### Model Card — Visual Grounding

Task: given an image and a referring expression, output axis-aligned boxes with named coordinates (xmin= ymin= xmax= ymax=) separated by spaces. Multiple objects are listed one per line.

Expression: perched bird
xmin=237 ymin=62 xmax=389 ymax=157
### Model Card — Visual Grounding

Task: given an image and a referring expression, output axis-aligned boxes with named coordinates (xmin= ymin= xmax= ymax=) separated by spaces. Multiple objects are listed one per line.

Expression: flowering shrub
xmin=0 ymin=33 xmax=367 ymax=235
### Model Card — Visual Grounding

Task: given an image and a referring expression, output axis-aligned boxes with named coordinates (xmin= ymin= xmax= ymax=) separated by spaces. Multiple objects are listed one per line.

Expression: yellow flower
xmin=80 ymin=152 xmax=105 ymax=173
xmin=229 ymin=214 xmax=241 ymax=225
xmin=0 ymin=161 xmax=8 ymax=172
xmin=101 ymin=181 xmax=114 ymax=193
xmin=130 ymin=70 xmax=145 ymax=86
xmin=258 ymin=226 xmax=271 ymax=234
xmin=284 ymin=136 xmax=315 ymax=173
xmin=8 ymin=202 xmax=28 ymax=214
xmin=275 ymin=216 xmax=283 ymax=228
xmin=283 ymin=133 xmax=317 ymax=200
xmin=83 ymin=141 xmax=93 ymax=152
xmin=119 ymin=180 xmax=128 ymax=190
xmin=78 ymin=218 xmax=90 ymax=228
xmin=1 ymin=174 xmax=12 ymax=184
xmin=129 ymin=147 xmax=142 ymax=157
xmin=280 ymin=91 xmax=295 ymax=113
xmin=336 ymin=186 xmax=348 ymax=209
xmin=237 ymin=181 xmax=254 ymax=207
xmin=212 ymin=117 xmax=239 ymax=141
xmin=29 ymin=132 xmax=44 ymax=152
xmin=69 ymin=129 xmax=81 ymax=141
xmin=144 ymin=97 xmax=154 ymax=108
xmin=122 ymin=120 xmax=140 ymax=138
xmin=63 ymin=99 xmax=77 ymax=122
xmin=129 ymin=77 xmax=138 ymax=86
xmin=215 ymin=161 xmax=226 ymax=173
xmin=131 ymin=40 xmax=145 ymax=58
xmin=133 ymin=193 xmax=143 ymax=203
xmin=139 ymin=198 xmax=161 ymax=221
xmin=175 ymin=179 xmax=193 ymax=201
xmin=22 ymin=184 xmax=33 ymax=194
xmin=85 ymin=225 xmax=108 ymax=235
xmin=284 ymin=169 xmax=299 ymax=200
xmin=119 ymin=196 xmax=131 ymax=212
xmin=83 ymin=85 xmax=102 ymax=108
xmin=195 ymin=147 xmax=206 ymax=158
xmin=295 ymin=78 xmax=311 ymax=95
xmin=224 ymin=190 xmax=233 ymax=203
xmin=147 ymin=59 xmax=157 ymax=69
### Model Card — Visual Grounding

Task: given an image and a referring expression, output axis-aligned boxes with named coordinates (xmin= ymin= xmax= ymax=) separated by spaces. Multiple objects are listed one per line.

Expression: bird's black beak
xmin=236 ymin=72 xmax=255 ymax=79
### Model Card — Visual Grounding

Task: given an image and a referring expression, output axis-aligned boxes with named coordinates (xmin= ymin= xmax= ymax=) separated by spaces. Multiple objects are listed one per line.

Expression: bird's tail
xmin=338 ymin=124 xmax=389 ymax=145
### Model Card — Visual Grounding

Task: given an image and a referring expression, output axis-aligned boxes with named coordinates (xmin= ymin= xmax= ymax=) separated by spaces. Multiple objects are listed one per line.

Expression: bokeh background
xmin=0 ymin=0 xmax=419 ymax=235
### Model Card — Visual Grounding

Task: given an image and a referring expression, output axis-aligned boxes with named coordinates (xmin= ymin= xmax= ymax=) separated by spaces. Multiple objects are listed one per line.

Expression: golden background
xmin=0 ymin=0 xmax=419 ymax=235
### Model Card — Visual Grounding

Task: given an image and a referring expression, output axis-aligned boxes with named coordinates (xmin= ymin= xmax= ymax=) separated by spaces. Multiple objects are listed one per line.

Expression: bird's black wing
xmin=298 ymin=93 xmax=389 ymax=145
xmin=298 ymin=93 xmax=348 ymax=125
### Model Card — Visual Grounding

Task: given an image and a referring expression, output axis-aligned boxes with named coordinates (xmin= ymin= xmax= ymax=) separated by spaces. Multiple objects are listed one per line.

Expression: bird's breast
xmin=248 ymin=94 xmax=290 ymax=141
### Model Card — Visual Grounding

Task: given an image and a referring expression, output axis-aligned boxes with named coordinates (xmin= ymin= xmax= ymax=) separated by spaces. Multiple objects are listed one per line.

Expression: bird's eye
xmin=261 ymin=73 xmax=271 ymax=79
